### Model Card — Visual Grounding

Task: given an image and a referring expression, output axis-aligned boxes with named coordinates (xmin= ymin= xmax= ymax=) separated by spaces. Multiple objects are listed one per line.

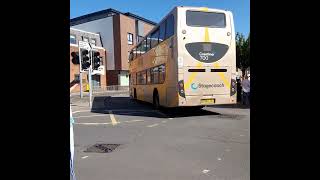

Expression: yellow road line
xmin=109 ymin=110 xmax=118 ymax=125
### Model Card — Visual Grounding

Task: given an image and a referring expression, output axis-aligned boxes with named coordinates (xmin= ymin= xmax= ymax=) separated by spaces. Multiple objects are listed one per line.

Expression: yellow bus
xmin=129 ymin=6 xmax=237 ymax=109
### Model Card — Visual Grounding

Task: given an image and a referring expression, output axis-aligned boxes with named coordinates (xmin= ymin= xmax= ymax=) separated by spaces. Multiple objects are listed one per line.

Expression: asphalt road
xmin=71 ymin=95 xmax=250 ymax=180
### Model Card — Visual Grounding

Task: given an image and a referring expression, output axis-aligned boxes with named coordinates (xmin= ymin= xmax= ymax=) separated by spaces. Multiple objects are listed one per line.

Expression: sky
xmin=70 ymin=0 xmax=250 ymax=38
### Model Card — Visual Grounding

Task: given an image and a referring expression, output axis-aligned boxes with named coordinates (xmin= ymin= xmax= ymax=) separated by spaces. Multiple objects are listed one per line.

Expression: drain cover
xmin=84 ymin=144 xmax=120 ymax=153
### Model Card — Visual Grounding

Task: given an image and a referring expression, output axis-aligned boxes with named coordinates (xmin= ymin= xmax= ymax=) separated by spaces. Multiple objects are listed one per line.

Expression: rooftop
xmin=70 ymin=8 xmax=157 ymax=26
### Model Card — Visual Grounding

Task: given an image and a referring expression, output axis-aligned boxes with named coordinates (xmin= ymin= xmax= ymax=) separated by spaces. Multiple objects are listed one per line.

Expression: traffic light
xmin=92 ymin=51 xmax=101 ymax=70
xmin=80 ymin=49 xmax=91 ymax=71
xmin=71 ymin=52 xmax=79 ymax=64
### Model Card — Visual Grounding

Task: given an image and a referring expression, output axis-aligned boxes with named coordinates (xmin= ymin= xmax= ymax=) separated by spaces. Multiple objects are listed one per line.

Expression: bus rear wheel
xmin=153 ymin=92 xmax=160 ymax=110
xmin=133 ymin=88 xmax=137 ymax=100
xmin=190 ymin=106 xmax=204 ymax=111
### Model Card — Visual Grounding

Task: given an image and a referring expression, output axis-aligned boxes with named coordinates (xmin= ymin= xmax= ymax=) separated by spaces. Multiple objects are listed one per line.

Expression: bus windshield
xmin=186 ymin=11 xmax=226 ymax=28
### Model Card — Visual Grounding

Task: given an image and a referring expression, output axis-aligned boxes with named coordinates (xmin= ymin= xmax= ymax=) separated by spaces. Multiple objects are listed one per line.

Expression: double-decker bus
xmin=129 ymin=6 xmax=237 ymax=109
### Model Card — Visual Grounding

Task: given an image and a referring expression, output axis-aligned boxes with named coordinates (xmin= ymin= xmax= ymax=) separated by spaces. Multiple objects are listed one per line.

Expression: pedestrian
xmin=241 ymin=75 xmax=250 ymax=106
xmin=70 ymin=80 xmax=79 ymax=180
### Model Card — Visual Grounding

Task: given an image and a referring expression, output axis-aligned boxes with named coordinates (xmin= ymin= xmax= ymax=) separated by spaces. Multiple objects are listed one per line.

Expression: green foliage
xmin=236 ymin=32 xmax=250 ymax=72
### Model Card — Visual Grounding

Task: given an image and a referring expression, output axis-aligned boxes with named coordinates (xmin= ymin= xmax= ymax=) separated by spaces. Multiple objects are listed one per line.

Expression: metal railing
xmin=92 ymin=85 xmax=129 ymax=93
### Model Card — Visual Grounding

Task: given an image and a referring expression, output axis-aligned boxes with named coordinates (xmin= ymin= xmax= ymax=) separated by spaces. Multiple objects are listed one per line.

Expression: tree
xmin=236 ymin=32 xmax=250 ymax=74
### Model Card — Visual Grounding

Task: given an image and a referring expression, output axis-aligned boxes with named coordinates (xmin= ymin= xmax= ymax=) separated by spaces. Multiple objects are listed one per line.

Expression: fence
xmin=70 ymin=85 xmax=129 ymax=98
xmin=92 ymin=85 xmax=129 ymax=93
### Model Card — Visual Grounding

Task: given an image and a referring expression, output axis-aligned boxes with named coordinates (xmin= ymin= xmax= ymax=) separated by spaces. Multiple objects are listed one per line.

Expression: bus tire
xmin=133 ymin=88 xmax=137 ymax=100
xmin=153 ymin=91 xmax=160 ymax=110
xmin=192 ymin=106 xmax=204 ymax=111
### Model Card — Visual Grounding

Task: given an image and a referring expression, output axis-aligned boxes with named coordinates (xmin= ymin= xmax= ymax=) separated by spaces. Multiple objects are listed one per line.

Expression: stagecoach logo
xmin=191 ymin=83 xmax=198 ymax=90
xmin=199 ymin=52 xmax=215 ymax=61
xmin=191 ymin=82 xmax=224 ymax=90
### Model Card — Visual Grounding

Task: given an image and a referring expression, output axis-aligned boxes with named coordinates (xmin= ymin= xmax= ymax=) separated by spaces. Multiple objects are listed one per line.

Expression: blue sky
xmin=70 ymin=0 xmax=250 ymax=37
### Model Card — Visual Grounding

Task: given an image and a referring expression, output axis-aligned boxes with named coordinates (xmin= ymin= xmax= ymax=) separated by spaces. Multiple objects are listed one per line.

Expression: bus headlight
xmin=178 ymin=80 xmax=185 ymax=98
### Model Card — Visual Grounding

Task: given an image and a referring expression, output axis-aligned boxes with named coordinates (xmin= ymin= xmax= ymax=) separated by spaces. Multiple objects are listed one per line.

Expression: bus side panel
xmin=229 ymin=11 xmax=237 ymax=103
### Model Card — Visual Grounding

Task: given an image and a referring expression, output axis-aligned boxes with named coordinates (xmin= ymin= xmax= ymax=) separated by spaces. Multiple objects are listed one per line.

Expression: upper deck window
xmin=186 ymin=11 xmax=226 ymax=28
xmin=70 ymin=35 xmax=76 ymax=44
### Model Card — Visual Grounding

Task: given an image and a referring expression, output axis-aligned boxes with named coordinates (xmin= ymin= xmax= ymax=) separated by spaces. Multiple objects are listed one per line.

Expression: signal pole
xmin=88 ymin=50 xmax=93 ymax=107
xmin=79 ymin=73 xmax=83 ymax=98
xmin=78 ymin=40 xmax=93 ymax=107
xmin=78 ymin=45 xmax=83 ymax=98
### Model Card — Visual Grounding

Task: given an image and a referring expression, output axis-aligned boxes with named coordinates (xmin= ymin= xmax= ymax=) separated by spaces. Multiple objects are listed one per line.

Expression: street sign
xmin=92 ymin=65 xmax=105 ymax=75
xmin=79 ymin=41 xmax=92 ymax=73
xmin=78 ymin=41 xmax=92 ymax=51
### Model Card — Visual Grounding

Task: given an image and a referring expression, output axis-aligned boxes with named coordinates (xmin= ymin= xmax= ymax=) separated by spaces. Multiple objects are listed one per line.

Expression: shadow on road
xmin=90 ymin=96 xmax=221 ymax=118
xmin=208 ymin=103 xmax=250 ymax=109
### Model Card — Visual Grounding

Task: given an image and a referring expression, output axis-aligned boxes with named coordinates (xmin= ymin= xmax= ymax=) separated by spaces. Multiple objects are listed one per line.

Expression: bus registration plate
xmin=200 ymin=99 xmax=215 ymax=104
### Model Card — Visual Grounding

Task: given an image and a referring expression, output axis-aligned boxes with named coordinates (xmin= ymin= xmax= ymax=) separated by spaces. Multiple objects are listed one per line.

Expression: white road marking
xmin=240 ymin=134 xmax=245 ymax=137
xmin=147 ymin=123 xmax=159 ymax=127
xmin=202 ymin=169 xmax=210 ymax=174
xmin=123 ymin=120 xmax=144 ymax=123
xmin=72 ymin=110 xmax=90 ymax=114
xmin=81 ymin=156 xmax=89 ymax=159
xmin=74 ymin=114 xmax=107 ymax=119
xmin=217 ymin=157 xmax=222 ymax=161
xmin=161 ymin=120 xmax=167 ymax=123
xmin=74 ymin=120 xmax=145 ymax=126
xmin=168 ymin=118 xmax=173 ymax=120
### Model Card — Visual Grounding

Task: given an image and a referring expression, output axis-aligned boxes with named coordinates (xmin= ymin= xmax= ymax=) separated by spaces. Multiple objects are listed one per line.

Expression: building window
xmin=70 ymin=35 xmax=76 ymax=44
xmin=127 ymin=33 xmax=133 ymax=45
xmin=90 ymin=38 xmax=96 ymax=46
xmin=82 ymin=36 xmax=89 ymax=42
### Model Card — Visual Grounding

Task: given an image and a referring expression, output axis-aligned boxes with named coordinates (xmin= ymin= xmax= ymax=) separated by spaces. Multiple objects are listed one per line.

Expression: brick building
xmin=70 ymin=28 xmax=107 ymax=92
xmin=70 ymin=8 xmax=156 ymax=86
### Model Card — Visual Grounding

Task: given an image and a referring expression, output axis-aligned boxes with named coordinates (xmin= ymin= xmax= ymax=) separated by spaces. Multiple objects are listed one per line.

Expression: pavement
xmin=71 ymin=95 xmax=250 ymax=180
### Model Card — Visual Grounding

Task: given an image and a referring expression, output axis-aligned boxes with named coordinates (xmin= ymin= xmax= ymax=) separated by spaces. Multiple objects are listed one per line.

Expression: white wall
xmin=118 ymin=71 xmax=129 ymax=86
xmin=72 ymin=17 xmax=115 ymax=70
